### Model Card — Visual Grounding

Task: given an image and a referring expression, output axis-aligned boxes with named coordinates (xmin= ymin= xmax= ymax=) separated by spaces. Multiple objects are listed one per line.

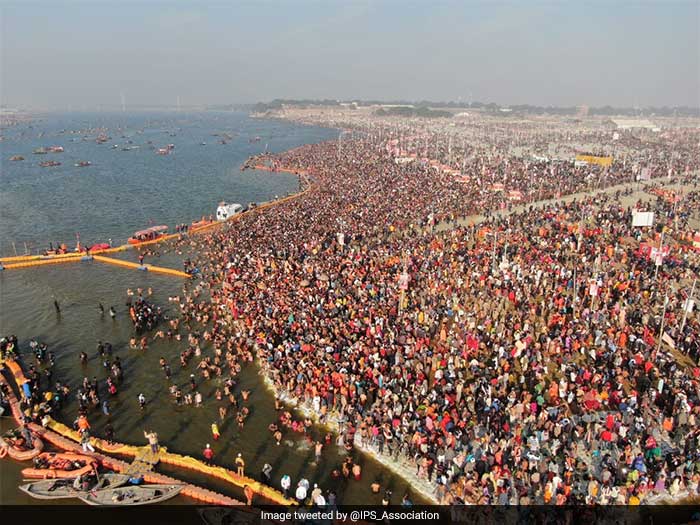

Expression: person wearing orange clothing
xmin=77 ymin=414 xmax=90 ymax=432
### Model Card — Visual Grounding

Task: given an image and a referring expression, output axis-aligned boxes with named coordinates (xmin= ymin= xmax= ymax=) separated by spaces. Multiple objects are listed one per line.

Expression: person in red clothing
xmin=203 ymin=443 xmax=214 ymax=464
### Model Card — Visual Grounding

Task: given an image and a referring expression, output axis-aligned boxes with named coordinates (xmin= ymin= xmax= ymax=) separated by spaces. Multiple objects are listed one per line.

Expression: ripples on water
xmin=0 ymin=112 xmax=422 ymax=505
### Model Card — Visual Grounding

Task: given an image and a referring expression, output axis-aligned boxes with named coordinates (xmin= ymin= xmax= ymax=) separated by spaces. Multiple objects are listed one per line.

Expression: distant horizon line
xmin=2 ymin=98 xmax=699 ymax=113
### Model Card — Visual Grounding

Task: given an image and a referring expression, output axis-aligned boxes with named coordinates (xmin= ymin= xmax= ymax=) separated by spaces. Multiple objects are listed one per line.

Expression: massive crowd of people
xmin=4 ymin=113 xmax=700 ymax=505
xmin=164 ymin=118 xmax=700 ymax=504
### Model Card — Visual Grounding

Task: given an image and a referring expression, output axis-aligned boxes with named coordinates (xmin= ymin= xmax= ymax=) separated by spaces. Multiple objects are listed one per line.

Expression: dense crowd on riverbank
xmin=4 ymin=115 xmax=699 ymax=506
xmin=169 ymin=119 xmax=700 ymax=504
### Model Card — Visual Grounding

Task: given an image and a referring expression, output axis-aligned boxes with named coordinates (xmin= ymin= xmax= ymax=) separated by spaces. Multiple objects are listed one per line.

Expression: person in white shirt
xmin=295 ymin=481 xmax=308 ymax=503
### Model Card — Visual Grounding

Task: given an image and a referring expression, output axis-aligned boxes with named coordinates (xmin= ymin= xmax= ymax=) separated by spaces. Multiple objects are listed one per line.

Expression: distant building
xmin=612 ymin=119 xmax=657 ymax=130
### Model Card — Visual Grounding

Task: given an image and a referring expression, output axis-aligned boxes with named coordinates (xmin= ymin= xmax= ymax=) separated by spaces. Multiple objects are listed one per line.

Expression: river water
xmin=0 ymin=112 xmax=425 ymax=505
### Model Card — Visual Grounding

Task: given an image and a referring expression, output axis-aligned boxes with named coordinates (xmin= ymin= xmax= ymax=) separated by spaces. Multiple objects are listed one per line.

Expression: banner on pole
xmin=632 ymin=211 xmax=655 ymax=227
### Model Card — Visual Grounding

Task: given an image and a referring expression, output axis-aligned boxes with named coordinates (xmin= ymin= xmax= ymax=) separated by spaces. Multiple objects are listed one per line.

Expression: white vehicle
xmin=216 ymin=202 xmax=243 ymax=221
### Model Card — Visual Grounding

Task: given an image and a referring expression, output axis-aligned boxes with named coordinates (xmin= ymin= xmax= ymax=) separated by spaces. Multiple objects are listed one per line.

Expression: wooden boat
xmin=22 ymin=452 xmax=98 ymax=479
xmin=0 ymin=431 xmax=44 ymax=461
xmin=127 ymin=225 xmax=168 ymax=245
xmin=19 ymin=473 xmax=131 ymax=500
xmin=9 ymin=155 xmax=24 ymax=161
xmin=78 ymin=484 xmax=183 ymax=506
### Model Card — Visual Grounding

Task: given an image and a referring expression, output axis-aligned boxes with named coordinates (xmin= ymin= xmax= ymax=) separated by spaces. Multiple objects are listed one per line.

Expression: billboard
xmin=575 ymin=154 xmax=613 ymax=167
xmin=632 ymin=211 xmax=654 ymax=227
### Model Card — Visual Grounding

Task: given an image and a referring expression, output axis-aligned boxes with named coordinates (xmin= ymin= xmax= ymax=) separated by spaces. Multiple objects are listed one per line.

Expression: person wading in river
xmin=144 ymin=430 xmax=159 ymax=453
xmin=235 ymin=453 xmax=245 ymax=476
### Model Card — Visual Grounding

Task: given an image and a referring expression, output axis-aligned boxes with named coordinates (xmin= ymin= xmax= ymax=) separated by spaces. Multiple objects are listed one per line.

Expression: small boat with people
xmin=9 ymin=155 xmax=24 ymax=161
xmin=128 ymin=225 xmax=168 ymax=245
xmin=19 ymin=473 xmax=131 ymax=500
xmin=75 ymin=161 xmax=91 ymax=167
xmin=78 ymin=484 xmax=184 ymax=506
xmin=22 ymin=452 xmax=99 ymax=479
xmin=190 ymin=217 xmax=214 ymax=230
xmin=39 ymin=161 xmax=61 ymax=167
xmin=0 ymin=429 xmax=44 ymax=461
xmin=216 ymin=202 xmax=243 ymax=221
xmin=48 ymin=146 xmax=64 ymax=153
xmin=43 ymin=243 xmax=71 ymax=256
xmin=85 ymin=242 xmax=111 ymax=252
xmin=33 ymin=147 xmax=49 ymax=154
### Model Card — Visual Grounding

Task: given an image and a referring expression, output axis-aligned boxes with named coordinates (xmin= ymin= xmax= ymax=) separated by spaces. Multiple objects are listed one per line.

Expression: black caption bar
xmin=2 ymin=505 xmax=700 ymax=525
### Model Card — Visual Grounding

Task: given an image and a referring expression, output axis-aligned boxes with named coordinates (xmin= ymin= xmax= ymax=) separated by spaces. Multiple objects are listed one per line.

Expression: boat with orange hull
xmin=0 ymin=432 xmax=44 ymax=461
xmin=127 ymin=225 xmax=168 ymax=245
xmin=190 ymin=218 xmax=214 ymax=230
xmin=22 ymin=452 xmax=99 ymax=479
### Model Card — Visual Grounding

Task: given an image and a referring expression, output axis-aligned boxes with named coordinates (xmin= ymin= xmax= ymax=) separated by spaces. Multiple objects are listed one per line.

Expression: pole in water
xmin=12 ymin=242 xmax=17 ymax=256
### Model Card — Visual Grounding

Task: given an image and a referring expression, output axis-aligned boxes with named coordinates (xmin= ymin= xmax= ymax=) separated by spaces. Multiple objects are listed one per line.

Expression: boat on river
xmin=78 ymin=484 xmax=183 ymax=506
xmin=127 ymin=225 xmax=168 ymax=245
xmin=22 ymin=452 xmax=98 ymax=479
xmin=9 ymin=155 xmax=24 ymax=161
xmin=39 ymin=161 xmax=61 ymax=167
xmin=75 ymin=161 xmax=91 ymax=167
xmin=19 ymin=473 xmax=131 ymax=500
xmin=216 ymin=202 xmax=243 ymax=221
xmin=191 ymin=217 xmax=214 ymax=230
xmin=0 ymin=430 xmax=44 ymax=461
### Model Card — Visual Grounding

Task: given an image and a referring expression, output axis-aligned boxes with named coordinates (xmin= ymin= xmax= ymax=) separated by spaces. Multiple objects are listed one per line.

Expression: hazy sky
xmin=2 ymin=0 xmax=698 ymax=109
